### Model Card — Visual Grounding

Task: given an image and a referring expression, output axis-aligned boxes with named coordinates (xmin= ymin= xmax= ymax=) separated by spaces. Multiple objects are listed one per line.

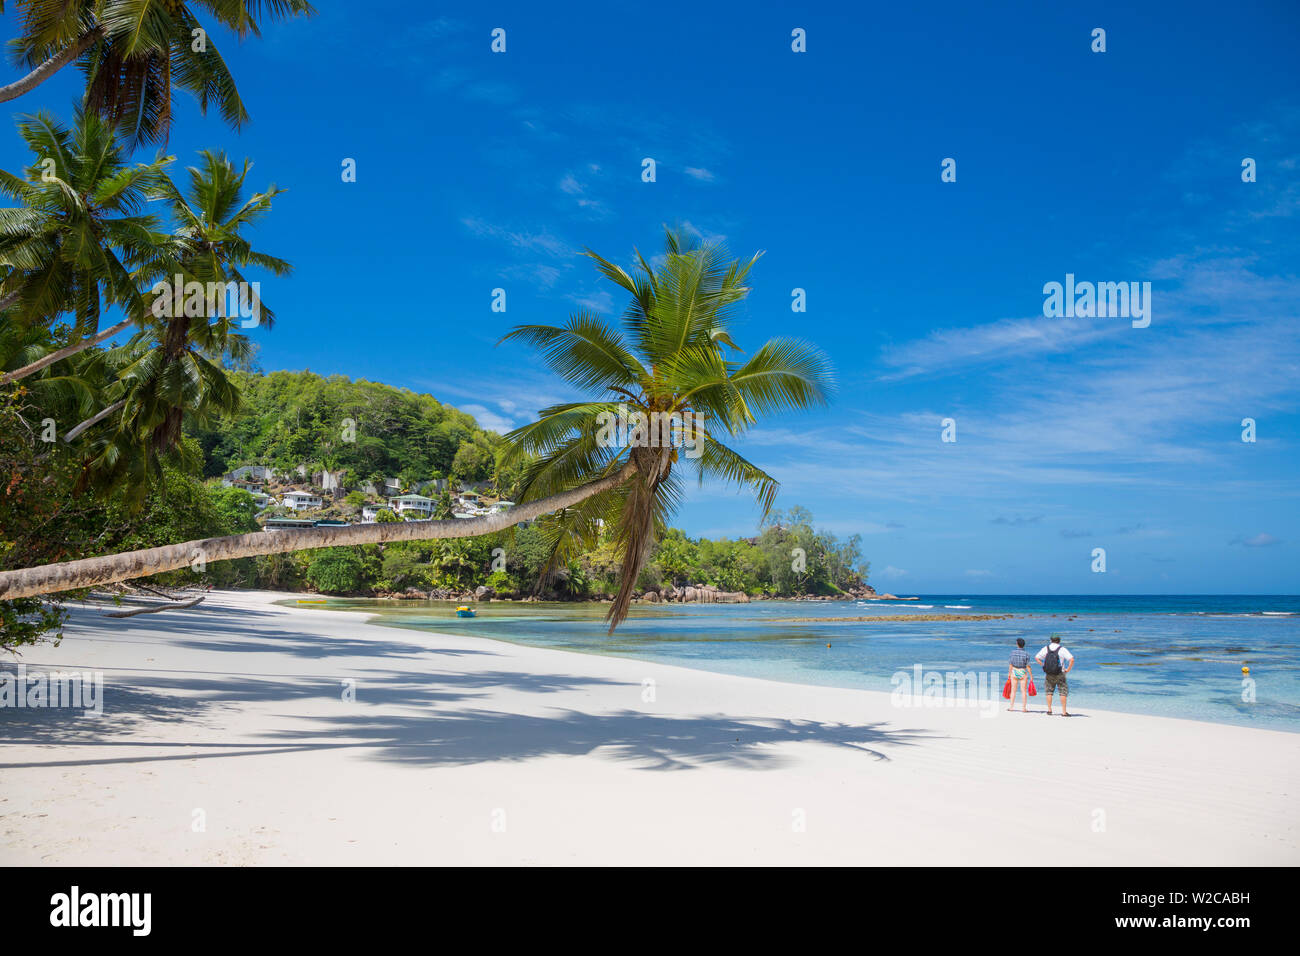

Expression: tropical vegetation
xmin=0 ymin=3 xmax=840 ymax=648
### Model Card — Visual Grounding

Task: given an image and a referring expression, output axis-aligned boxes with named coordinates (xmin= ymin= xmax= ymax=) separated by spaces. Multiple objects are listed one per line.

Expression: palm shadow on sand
xmin=3 ymin=599 xmax=941 ymax=772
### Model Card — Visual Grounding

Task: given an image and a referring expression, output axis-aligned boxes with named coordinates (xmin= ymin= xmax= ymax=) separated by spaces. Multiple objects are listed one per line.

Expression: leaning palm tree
xmin=0 ymin=231 xmax=832 ymax=628
xmin=501 ymin=228 xmax=832 ymax=629
xmin=0 ymin=108 xmax=173 ymax=385
xmin=0 ymin=0 xmax=316 ymax=145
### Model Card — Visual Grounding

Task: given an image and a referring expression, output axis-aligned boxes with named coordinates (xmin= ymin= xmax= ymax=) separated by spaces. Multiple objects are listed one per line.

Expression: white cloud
xmin=555 ymin=171 xmax=611 ymax=219
xmin=461 ymin=217 xmax=576 ymax=258
xmin=568 ymin=288 xmax=615 ymax=313
xmin=681 ymin=219 xmax=727 ymax=245
xmin=499 ymin=263 xmax=564 ymax=288
xmin=879 ymin=316 xmax=1124 ymax=381
xmin=1231 ymin=533 xmax=1282 ymax=547
xmin=459 ymin=404 xmax=515 ymax=434
xmin=420 ymin=375 xmax=575 ymax=418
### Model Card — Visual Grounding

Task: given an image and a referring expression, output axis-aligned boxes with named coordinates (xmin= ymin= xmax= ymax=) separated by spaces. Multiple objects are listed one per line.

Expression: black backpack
xmin=1043 ymin=643 xmax=1063 ymax=675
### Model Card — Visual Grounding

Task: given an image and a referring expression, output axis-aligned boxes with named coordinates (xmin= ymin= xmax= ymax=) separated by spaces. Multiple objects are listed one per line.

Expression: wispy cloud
xmin=555 ymin=170 xmax=611 ymax=219
xmin=568 ymin=288 xmax=615 ymax=313
xmin=414 ymin=17 xmax=467 ymax=40
xmin=681 ymin=219 xmax=728 ymax=245
xmin=427 ymin=66 xmax=519 ymax=106
xmin=992 ymin=515 xmax=1043 ymax=527
xmin=460 ymin=217 xmax=577 ymax=259
xmin=1116 ymin=523 xmax=1171 ymax=538
xmin=419 ymin=374 xmax=577 ymax=424
xmin=498 ymin=263 xmax=565 ymax=289
xmin=1230 ymin=533 xmax=1282 ymax=548
xmin=459 ymin=404 xmax=515 ymax=433
xmin=879 ymin=316 xmax=1125 ymax=381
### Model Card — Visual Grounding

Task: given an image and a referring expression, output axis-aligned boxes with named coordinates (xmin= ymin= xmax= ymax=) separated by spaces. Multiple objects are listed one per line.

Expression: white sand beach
xmin=2 ymin=589 xmax=1296 ymax=866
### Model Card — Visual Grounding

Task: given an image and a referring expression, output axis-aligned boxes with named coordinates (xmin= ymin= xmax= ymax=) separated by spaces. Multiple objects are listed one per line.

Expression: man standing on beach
xmin=1035 ymin=634 xmax=1075 ymax=716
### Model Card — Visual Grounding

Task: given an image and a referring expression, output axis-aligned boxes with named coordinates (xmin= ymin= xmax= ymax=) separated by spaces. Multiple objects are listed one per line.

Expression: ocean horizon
xmin=311 ymin=593 xmax=1300 ymax=733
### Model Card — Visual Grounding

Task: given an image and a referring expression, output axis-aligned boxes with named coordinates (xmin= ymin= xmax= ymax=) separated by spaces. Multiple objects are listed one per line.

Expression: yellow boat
xmin=456 ymin=605 xmax=476 ymax=618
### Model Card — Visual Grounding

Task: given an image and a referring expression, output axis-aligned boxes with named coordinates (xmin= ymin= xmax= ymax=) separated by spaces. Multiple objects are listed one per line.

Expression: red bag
xmin=1027 ymin=677 xmax=1037 ymax=697
xmin=1002 ymin=679 xmax=1012 ymax=699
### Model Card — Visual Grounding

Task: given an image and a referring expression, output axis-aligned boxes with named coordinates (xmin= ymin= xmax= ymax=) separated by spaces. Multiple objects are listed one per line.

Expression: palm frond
xmin=499 ymin=313 xmax=644 ymax=393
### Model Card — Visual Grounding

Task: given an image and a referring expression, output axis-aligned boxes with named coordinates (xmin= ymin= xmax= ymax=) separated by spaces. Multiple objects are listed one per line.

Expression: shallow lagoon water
xmin=306 ymin=595 xmax=1300 ymax=732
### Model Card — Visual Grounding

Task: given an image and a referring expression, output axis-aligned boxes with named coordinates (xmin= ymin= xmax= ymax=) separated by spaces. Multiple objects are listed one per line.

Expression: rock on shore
xmin=653 ymin=584 xmax=749 ymax=603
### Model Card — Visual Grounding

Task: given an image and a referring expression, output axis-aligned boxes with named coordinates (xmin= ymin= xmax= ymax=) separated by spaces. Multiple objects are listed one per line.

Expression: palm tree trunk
xmin=0 ymin=25 xmax=108 ymax=104
xmin=605 ymin=447 xmax=671 ymax=632
xmin=63 ymin=399 xmax=125 ymax=442
xmin=0 ymin=317 xmax=133 ymax=385
xmin=0 ymin=461 xmax=637 ymax=601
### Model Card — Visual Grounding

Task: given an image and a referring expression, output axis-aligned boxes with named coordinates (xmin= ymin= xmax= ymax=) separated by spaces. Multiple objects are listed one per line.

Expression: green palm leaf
xmin=502 ymin=226 xmax=833 ymax=631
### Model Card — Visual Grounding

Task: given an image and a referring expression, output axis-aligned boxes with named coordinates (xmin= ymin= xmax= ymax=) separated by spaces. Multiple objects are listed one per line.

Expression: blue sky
xmin=3 ymin=1 xmax=1298 ymax=593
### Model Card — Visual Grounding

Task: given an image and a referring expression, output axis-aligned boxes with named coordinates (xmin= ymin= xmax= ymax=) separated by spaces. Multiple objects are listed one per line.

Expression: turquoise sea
xmin=314 ymin=595 xmax=1300 ymax=732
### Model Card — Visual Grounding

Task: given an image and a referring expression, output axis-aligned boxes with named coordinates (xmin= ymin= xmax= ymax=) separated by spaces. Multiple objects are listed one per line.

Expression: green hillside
xmin=189 ymin=370 xmax=503 ymax=487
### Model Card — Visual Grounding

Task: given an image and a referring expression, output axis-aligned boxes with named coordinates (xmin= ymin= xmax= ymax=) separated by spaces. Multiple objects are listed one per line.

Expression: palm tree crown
xmin=501 ymin=227 xmax=833 ymax=630
xmin=6 ymin=0 xmax=316 ymax=145
xmin=0 ymin=108 xmax=170 ymax=333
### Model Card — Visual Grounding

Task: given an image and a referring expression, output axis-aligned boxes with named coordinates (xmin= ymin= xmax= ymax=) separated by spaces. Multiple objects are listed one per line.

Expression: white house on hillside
xmin=388 ymin=494 xmax=434 ymax=517
xmin=360 ymin=504 xmax=387 ymax=523
xmin=282 ymin=491 xmax=323 ymax=511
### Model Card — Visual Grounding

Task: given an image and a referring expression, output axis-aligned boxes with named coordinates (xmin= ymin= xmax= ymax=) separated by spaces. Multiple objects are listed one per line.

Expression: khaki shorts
xmin=1045 ymin=672 xmax=1068 ymax=696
